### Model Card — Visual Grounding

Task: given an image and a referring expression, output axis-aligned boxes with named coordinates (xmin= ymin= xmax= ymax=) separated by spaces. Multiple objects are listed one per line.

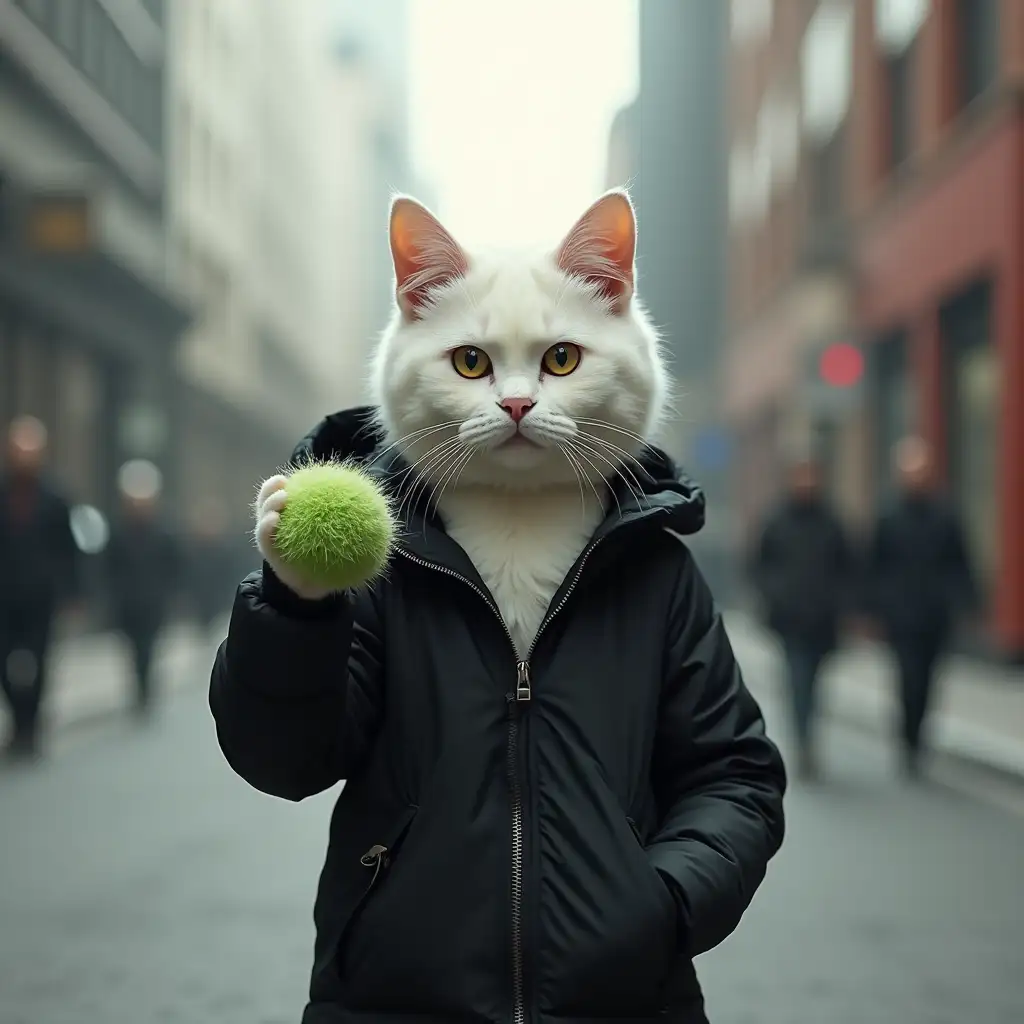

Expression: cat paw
xmin=253 ymin=475 xmax=336 ymax=601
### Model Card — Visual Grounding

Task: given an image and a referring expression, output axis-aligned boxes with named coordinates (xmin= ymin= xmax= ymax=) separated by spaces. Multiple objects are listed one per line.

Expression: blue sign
xmin=692 ymin=428 xmax=732 ymax=472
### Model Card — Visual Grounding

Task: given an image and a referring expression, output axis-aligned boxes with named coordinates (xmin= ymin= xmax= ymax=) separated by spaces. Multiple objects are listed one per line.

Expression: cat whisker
xmin=369 ymin=420 xmax=462 ymax=467
xmin=575 ymin=419 xmax=657 ymax=453
xmin=420 ymin=446 xmax=473 ymax=539
xmin=575 ymin=433 xmax=653 ymax=501
xmin=576 ymin=430 xmax=653 ymax=481
xmin=565 ymin=441 xmax=624 ymax=521
xmin=450 ymin=446 xmax=477 ymax=491
xmin=436 ymin=446 xmax=475 ymax=505
xmin=561 ymin=438 xmax=609 ymax=504
xmin=558 ymin=444 xmax=598 ymax=526
xmin=395 ymin=436 xmax=465 ymax=525
xmin=393 ymin=435 xmax=464 ymax=494
xmin=568 ymin=438 xmax=648 ymax=515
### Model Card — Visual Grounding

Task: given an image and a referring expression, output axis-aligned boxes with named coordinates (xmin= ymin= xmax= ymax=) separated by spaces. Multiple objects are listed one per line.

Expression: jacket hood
xmin=292 ymin=405 xmax=706 ymax=539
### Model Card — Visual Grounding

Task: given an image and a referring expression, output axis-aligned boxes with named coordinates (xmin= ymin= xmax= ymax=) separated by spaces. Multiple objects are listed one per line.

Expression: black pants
xmin=781 ymin=636 xmax=829 ymax=751
xmin=891 ymin=632 xmax=944 ymax=756
xmin=122 ymin=621 xmax=160 ymax=712
xmin=0 ymin=603 xmax=54 ymax=749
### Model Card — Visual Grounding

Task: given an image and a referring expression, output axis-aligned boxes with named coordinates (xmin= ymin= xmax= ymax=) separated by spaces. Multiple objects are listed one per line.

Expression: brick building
xmin=725 ymin=0 xmax=1023 ymax=661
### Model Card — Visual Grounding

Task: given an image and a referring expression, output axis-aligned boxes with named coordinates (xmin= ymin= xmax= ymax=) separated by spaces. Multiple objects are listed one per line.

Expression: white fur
xmin=440 ymin=486 xmax=606 ymax=657
xmin=372 ymin=194 xmax=667 ymax=654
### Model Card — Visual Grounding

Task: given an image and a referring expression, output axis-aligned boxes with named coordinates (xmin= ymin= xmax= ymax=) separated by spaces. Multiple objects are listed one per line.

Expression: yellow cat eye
xmin=542 ymin=342 xmax=582 ymax=377
xmin=451 ymin=346 xmax=492 ymax=379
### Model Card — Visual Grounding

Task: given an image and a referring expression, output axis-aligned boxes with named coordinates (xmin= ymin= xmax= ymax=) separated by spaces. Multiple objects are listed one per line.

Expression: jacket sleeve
xmin=209 ymin=564 xmax=385 ymax=801
xmin=648 ymin=546 xmax=787 ymax=957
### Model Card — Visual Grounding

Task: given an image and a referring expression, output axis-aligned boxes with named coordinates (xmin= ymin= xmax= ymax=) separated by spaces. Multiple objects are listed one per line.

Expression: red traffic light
xmin=819 ymin=342 xmax=864 ymax=388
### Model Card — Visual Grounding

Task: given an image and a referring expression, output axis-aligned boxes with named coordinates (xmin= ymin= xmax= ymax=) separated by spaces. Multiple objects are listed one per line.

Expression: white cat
xmin=369 ymin=191 xmax=668 ymax=656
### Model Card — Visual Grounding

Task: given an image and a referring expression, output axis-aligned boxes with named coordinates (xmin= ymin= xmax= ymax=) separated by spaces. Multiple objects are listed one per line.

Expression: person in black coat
xmin=184 ymin=499 xmax=241 ymax=637
xmin=865 ymin=436 xmax=976 ymax=775
xmin=0 ymin=416 xmax=80 ymax=759
xmin=106 ymin=460 xmax=179 ymax=716
xmin=210 ymin=407 xmax=786 ymax=1024
xmin=751 ymin=457 xmax=854 ymax=780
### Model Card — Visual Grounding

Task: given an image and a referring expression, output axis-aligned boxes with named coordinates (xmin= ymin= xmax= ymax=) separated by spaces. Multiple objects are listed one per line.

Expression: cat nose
xmin=499 ymin=397 xmax=535 ymax=424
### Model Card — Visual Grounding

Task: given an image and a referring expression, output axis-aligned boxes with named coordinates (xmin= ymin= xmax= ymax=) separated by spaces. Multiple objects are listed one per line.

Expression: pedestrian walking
xmin=105 ymin=460 xmax=179 ymax=717
xmin=751 ymin=456 xmax=854 ymax=779
xmin=865 ymin=436 xmax=976 ymax=776
xmin=0 ymin=416 xmax=80 ymax=760
xmin=184 ymin=499 xmax=240 ymax=638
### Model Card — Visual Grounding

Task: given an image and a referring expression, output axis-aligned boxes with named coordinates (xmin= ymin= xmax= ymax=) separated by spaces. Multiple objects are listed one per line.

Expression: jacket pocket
xmin=625 ymin=816 xmax=676 ymax=920
xmin=625 ymin=815 xmax=678 ymax=1006
xmin=334 ymin=804 xmax=419 ymax=976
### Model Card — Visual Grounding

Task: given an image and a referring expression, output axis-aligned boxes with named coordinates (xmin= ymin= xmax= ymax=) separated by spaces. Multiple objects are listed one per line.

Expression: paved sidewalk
xmin=726 ymin=610 xmax=1024 ymax=780
xmin=1 ymin=619 xmax=226 ymax=741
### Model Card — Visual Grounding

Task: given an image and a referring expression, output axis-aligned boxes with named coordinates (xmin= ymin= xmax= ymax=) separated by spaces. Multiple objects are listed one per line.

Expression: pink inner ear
xmin=390 ymin=199 xmax=468 ymax=319
xmin=557 ymin=192 xmax=636 ymax=313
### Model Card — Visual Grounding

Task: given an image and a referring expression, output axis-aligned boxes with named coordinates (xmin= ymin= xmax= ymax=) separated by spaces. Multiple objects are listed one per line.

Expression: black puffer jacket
xmin=865 ymin=492 xmax=976 ymax=638
xmin=751 ymin=496 xmax=854 ymax=647
xmin=211 ymin=407 xmax=786 ymax=1024
xmin=0 ymin=473 xmax=79 ymax=610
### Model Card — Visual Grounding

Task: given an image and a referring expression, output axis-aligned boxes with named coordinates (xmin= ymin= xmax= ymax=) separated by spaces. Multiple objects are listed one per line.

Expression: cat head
xmin=371 ymin=190 xmax=667 ymax=492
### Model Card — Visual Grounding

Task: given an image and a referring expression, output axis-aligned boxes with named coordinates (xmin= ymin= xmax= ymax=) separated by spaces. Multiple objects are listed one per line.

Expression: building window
xmin=942 ymin=281 xmax=997 ymax=601
xmin=100 ymin=20 xmax=123 ymax=106
xmin=175 ymin=98 xmax=191 ymax=183
xmin=808 ymin=120 xmax=846 ymax=222
xmin=140 ymin=0 xmax=164 ymax=26
xmin=875 ymin=0 xmax=925 ymax=170
xmin=802 ymin=1 xmax=853 ymax=223
xmin=80 ymin=2 xmax=103 ymax=81
xmin=14 ymin=0 xmax=50 ymax=26
xmin=199 ymin=125 xmax=213 ymax=201
xmin=956 ymin=0 xmax=999 ymax=107
xmin=730 ymin=0 xmax=773 ymax=47
xmin=870 ymin=329 xmax=916 ymax=502
xmin=885 ymin=43 xmax=916 ymax=169
xmin=54 ymin=0 xmax=78 ymax=54
xmin=875 ymin=0 xmax=928 ymax=51
xmin=137 ymin=69 xmax=163 ymax=150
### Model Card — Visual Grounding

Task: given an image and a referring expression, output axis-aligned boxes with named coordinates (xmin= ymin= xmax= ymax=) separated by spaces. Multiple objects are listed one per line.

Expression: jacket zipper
xmin=396 ymin=539 xmax=603 ymax=1024
xmin=335 ymin=842 xmax=392 ymax=970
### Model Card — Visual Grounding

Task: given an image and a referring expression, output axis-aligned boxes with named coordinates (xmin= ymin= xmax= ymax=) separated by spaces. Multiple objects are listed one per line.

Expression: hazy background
xmin=1 ymin=3 xmax=1023 ymax=1022
xmin=1 ymin=0 xmax=1019 ymax=660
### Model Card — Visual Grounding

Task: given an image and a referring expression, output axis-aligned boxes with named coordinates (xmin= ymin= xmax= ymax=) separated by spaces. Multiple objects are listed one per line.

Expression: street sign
xmin=819 ymin=341 xmax=864 ymax=387
xmin=692 ymin=427 xmax=732 ymax=472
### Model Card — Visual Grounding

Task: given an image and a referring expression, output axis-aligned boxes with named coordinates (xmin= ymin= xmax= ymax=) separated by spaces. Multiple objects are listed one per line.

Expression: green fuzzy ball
xmin=275 ymin=462 xmax=395 ymax=591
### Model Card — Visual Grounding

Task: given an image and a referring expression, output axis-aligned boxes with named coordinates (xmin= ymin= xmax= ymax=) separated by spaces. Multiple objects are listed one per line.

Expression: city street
xmin=2 ymin=664 xmax=1023 ymax=1024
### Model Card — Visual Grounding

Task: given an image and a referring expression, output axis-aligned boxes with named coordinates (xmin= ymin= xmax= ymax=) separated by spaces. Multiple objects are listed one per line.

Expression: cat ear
xmin=389 ymin=197 xmax=469 ymax=319
xmin=556 ymin=190 xmax=636 ymax=314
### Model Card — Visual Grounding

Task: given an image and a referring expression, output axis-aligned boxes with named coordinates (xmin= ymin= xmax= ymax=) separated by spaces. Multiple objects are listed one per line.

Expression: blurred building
xmin=0 ymin=0 xmax=188 ymax=512
xmin=607 ymin=0 xmax=734 ymax=597
xmin=604 ymin=100 xmax=637 ymax=195
xmin=332 ymin=0 xmax=419 ymax=339
xmin=165 ymin=0 xmax=337 ymax=531
xmin=725 ymin=0 xmax=1023 ymax=661
xmin=165 ymin=0 xmax=414 ymax=537
xmin=327 ymin=0 xmax=420 ymax=403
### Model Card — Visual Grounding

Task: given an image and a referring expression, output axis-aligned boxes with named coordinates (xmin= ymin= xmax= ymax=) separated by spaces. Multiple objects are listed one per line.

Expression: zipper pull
xmin=516 ymin=661 xmax=531 ymax=702
xmin=360 ymin=843 xmax=390 ymax=884
xmin=360 ymin=844 xmax=389 ymax=868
